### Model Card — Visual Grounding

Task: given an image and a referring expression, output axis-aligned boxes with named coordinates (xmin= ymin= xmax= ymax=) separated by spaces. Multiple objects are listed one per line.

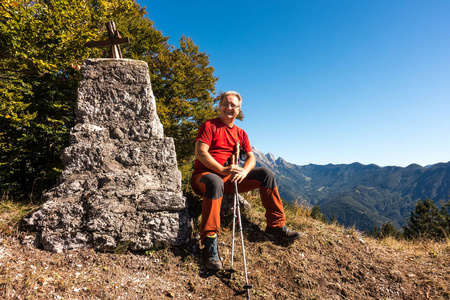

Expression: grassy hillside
xmin=1 ymin=195 xmax=449 ymax=299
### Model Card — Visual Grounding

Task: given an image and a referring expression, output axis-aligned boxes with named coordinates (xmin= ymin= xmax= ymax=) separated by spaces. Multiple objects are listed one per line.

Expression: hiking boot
xmin=264 ymin=226 xmax=301 ymax=242
xmin=203 ymin=233 xmax=223 ymax=271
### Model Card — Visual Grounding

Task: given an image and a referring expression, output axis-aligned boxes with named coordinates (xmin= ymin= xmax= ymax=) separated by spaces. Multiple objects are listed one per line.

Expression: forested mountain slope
xmin=253 ymin=147 xmax=450 ymax=230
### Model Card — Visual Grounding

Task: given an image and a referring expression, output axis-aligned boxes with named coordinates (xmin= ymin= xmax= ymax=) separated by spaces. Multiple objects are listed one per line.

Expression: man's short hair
xmin=219 ymin=91 xmax=242 ymax=106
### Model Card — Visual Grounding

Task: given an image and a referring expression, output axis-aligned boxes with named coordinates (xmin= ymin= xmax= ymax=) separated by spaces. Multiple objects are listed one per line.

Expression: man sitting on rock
xmin=190 ymin=91 xmax=301 ymax=271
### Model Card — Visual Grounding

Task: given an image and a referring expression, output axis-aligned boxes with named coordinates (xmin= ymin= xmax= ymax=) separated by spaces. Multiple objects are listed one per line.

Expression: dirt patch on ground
xmin=1 ymin=197 xmax=449 ymax=299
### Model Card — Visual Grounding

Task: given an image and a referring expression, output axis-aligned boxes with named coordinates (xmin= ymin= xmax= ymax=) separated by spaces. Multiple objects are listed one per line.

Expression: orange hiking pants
xmin=190 ymin=167 xmax=286 ymax=243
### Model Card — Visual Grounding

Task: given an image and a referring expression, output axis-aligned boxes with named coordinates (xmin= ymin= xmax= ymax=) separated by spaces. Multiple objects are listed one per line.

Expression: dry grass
xmin=0 ymin=198 xmax=38 ymax=236
xmin=1 ymin=193 xmax=449 ymax=299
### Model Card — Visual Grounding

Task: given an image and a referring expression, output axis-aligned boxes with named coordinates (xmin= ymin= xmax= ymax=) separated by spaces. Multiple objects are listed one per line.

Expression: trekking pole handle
xmin=234 ymin=141 xmax=240 ymax=165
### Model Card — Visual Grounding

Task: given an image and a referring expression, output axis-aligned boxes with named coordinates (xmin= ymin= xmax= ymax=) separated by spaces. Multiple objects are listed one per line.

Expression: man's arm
xmin=195 ymin=140 xmax=243 ymax=176
xmin=242 ymin=151 xmax=256 ymax=172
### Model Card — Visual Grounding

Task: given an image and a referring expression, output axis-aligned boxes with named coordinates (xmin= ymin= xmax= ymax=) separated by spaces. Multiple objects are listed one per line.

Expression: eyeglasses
xmin=220 ymin=103 xmax=240 ymax=110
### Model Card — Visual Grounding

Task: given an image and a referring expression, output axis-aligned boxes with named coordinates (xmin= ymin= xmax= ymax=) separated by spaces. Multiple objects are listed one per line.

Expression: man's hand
xmin=230 ymin=168 xmax=249 ymax=183
xmin=222 ymin=164 xmax=244 ymax=175
xmin=222 ymin=164 xmax=247 ymax=183
xmin=222 ymin=150 xmax=256 ymax=183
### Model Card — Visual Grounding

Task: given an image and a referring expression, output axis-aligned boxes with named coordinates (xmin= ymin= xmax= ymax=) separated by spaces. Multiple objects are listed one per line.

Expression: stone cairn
xmin=21 ymin=59 xmax=191 ymax=252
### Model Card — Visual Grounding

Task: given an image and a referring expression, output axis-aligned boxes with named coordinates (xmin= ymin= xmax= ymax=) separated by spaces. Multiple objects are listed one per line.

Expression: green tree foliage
xmin=0 ymin=0 xmax=217 ymax=200
xmin=1 ymin=0 xmax=100 ymax=199
xmin=368 ymin=222 xmax=402 ymax=239
xmin=442 ymin=200 xmax=450 ymax=235
xmin=403 ymin=198 xmax=449 ymax=240
xmin=328 ymin=214 xmax=339 ymax=225
xmin=310 ymin=205 xmax=327 ymax=223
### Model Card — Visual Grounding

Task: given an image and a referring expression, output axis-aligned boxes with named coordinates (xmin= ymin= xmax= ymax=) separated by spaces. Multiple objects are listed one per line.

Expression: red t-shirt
xmin=193 ymin=118 xmax=252 ymax=175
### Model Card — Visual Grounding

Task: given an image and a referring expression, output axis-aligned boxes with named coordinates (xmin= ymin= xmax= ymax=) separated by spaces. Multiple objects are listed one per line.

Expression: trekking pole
xmin=228 ymin=142 xmax=252 ymax=298
xmin=234 ymin=179 xmax=252 ymax=298
xmin=229 ymin=153 xmax=237 ymax=279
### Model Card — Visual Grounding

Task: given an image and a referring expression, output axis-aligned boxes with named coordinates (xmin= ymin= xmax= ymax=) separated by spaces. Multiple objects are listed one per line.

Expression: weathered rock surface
xmin=220 ymin=193 xmax=252 ymax=227
xmin=20 ymin=59 xmax=191 ymax=252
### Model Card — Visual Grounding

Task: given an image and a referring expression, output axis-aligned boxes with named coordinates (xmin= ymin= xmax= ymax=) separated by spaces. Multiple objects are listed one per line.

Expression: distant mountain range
xmin=252 ymin=147 xmax=450 ymax=231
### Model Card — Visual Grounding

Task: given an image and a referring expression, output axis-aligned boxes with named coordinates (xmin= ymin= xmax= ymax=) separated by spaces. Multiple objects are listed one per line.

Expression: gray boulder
xmin=20 ymin=59 xmax=191 ymax=252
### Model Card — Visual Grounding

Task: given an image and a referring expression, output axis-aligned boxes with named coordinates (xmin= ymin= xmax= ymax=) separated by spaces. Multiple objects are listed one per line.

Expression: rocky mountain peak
xmin=265 ymin=152 xmax=276 ymax=163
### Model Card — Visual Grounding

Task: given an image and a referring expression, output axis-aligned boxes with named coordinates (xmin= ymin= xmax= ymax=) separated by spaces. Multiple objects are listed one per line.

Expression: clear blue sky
xmin=140 ymin=0 xmax=450 ymax=167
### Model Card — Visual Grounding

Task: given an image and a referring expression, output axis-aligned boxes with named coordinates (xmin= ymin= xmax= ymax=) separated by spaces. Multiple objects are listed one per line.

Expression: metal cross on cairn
xmin=85 ymin=21 xmax=130 ymax=58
